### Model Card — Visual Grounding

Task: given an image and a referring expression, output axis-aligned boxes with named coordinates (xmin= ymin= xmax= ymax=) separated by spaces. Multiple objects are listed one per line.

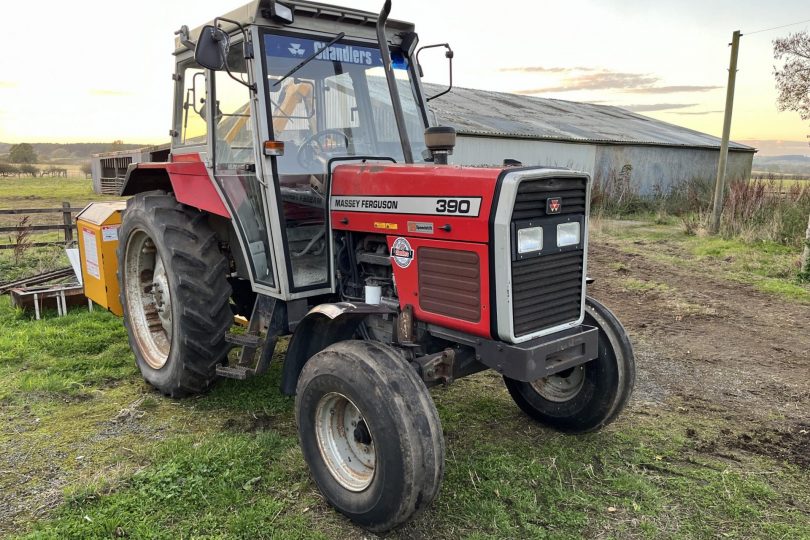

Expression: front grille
xmin=419 ymin=247 xmax=481 ymax=322
xmin=512 ymin=251 xmax=584 ymax=336
xmin=510 ymin=177 xmax=587 ymax=337
xmin=512 ymin=177 xmax=587 ymax=220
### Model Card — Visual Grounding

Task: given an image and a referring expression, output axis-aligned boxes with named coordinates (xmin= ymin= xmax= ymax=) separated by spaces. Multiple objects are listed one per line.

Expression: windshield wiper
xmin=273 ymin=32 xmax=346 ymax=87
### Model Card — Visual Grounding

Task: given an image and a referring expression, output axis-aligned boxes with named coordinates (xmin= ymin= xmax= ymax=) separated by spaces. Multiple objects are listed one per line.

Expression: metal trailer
xmin=90 ymin=144 xmax=170 ymax=195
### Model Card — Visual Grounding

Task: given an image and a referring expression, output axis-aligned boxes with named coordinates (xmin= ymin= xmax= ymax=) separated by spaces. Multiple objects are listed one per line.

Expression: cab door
xmin=209 ymin=44 xmax=278 ymax=290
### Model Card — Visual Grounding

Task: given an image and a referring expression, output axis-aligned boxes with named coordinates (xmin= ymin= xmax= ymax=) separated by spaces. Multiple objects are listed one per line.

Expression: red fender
xmin=121 ymin=156 xmax=230 ymax=218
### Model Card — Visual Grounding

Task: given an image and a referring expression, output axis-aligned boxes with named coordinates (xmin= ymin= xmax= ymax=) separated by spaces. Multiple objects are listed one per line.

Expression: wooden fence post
xmin=62 ymin=202 xmax=73 ymax=244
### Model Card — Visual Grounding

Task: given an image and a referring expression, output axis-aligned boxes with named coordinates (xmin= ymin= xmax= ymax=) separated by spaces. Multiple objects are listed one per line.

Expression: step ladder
xmin=216 ymin=296 xmax=285 ymax=380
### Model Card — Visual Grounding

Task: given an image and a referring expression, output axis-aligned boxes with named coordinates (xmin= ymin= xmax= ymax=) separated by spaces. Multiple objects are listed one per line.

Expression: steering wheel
xmin=297 ymin=129 xmax=350 ymax=168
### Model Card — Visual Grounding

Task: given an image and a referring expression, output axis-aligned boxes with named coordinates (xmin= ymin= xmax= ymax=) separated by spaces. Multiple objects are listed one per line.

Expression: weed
xmin=12 ymin=215 xmax=33 ymax=265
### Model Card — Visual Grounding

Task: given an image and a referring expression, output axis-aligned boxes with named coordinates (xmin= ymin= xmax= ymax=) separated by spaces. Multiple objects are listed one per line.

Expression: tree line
xmin=0 ymin=163 xmax=70 ymax=177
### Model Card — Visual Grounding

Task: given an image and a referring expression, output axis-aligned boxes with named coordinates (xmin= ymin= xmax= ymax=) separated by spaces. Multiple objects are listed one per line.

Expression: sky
xmin=0 ymin=0 xmax=808 ymax=155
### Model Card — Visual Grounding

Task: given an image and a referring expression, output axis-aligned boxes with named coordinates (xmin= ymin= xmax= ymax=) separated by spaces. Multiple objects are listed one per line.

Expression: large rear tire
xmin=504 ymin=297 xmax=635 ymax=433
xmin=118 ymin=191 xmax=232 ymax=398
xmin=295 ymin=341 xmax=444 ymax=532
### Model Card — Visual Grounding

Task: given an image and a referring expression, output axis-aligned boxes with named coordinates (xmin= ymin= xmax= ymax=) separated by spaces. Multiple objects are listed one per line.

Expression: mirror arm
xmin=213 ymin=17 xmax=258 ymax=93
xmin=416 ymin=43 xmax=454 ymax=102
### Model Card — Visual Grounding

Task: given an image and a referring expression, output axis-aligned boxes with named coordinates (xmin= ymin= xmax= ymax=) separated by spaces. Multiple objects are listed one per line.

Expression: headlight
xmin=557 ymin=222 xmax=581 ymax=247
xmin=517 ymin=226 xmax=543 ymax=253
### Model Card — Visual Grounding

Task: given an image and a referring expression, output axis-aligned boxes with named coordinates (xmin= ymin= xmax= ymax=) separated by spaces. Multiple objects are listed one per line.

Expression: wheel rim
xmin=530 ymin=366 xmax=586 ymax=402
xmin=314 ymin=392 xmax=376 ymax=492
xmin=124 ymin=229 xmax=172 ymax=370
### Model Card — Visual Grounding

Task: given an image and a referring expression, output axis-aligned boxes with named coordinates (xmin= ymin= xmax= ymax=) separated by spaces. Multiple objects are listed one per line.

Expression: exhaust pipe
xmin=376 ymin=0 xmax=414 ymax=163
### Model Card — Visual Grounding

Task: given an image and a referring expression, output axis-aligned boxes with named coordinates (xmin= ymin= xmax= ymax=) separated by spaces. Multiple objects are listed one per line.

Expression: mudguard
xmin=280 ymin=302 xmax=395 ymax=395
xmin=120 ymin=162 xmax=230 ymax=218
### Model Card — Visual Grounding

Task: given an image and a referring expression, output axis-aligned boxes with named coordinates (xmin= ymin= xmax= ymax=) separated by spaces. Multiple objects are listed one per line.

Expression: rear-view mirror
xmin=195 ymin=25 xmax=228 ymax=71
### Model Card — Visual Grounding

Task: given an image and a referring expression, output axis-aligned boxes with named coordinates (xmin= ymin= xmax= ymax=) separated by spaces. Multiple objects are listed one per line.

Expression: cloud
xmin=669 ymin=110 xmax=724 ymax=116
xmin=516 ymin=70 xmax=722 ymax=95
xmin=629 ymin=85 xmax=721 ymax=94
xmin=519 ymin=72 xmax=659 ymax=94
xmin=621 ymin=103 xmax=698 ymax=112
xmin=89 ymin=89 xmax=133 ymax=96
xmin=499 ymin=66 xmax=596 ymax=73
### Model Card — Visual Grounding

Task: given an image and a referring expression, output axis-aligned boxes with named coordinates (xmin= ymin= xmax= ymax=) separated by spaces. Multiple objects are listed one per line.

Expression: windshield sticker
xmin=265 ymin=35 xmax=383 ymax=67
xmin=391 ymin=237 xmax=414 ymax=269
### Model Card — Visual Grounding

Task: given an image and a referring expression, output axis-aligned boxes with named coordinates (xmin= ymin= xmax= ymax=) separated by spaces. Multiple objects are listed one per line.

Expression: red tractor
xmin=114 ymin=0 xmax=634 ymax=531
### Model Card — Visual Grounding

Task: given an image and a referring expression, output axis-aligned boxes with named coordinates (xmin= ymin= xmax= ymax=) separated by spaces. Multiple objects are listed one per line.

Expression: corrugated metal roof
xmin=423 ymin=83 xmax=755 ymax=152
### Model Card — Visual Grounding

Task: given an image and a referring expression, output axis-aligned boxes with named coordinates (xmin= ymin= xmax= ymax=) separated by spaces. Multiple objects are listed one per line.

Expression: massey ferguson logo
xmin=288 ymin=43 xmax=305 ymax=56
xmin=547 ymin=197 xmax=562 ymax=214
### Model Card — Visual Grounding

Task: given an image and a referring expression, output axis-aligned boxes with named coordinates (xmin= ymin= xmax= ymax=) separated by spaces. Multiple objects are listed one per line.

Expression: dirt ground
xmin=588 ymin=240 xmax=810 ymax=469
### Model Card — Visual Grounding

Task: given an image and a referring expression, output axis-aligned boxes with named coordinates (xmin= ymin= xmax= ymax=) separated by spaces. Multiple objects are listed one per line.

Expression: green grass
xmin=593 ymin=219 xmax=810 ymax=302
xmin=0 ymin=245 xmax=68 ymax=283
xmin=0 ymin=300 xmax=807 ymax=539
xmin=0 ymin=175 xmax=111 ymax=210
xmin=618 ymin=277 xmax=671 ymax=293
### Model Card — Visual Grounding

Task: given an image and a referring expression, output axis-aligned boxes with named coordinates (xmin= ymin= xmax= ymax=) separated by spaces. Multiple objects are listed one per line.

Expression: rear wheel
xmin=118 ymin=191 xmax=232 ymax=397
xmin=504 ymin=297 xmax=635 ymax=433
xmin=295 ymin=341 xmax=444 ymax=532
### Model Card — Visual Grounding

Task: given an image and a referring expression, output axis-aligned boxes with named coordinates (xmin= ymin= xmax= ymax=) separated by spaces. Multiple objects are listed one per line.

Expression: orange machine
xmin=76 ymin=201 xmax=126 ymax=316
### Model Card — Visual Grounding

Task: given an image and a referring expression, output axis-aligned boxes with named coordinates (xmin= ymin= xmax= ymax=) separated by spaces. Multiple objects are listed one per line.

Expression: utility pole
xmin=801 ymin=213 xmax=810 ymax=279
xmin=710 ymin=30 xmax=742 ymax=235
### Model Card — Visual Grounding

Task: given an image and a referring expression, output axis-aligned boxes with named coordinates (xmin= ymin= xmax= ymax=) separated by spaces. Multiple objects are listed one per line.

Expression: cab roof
xmin=177 ymin=0 xmax=415 ymax=55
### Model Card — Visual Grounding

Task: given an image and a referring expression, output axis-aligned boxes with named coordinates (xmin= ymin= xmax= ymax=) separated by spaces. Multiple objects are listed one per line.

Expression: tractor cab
xmin=170 ymin=0 xmax=438 ymax=299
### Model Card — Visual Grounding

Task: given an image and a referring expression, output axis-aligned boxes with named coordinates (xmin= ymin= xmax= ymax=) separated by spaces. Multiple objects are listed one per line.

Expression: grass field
xmin=591 ymin=217 xmax=810 ymax=302
xmin=1 ymin=300 xmax=808 ymax=540
xmin=0 ymin=175 xmax=106 ymax=210
xmin=1 ymin=177 xmax=808 ymax=538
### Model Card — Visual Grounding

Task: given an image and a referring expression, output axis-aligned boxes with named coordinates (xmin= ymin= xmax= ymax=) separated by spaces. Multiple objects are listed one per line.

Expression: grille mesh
xmin=512 ymin=177 xmax=587 ymax=220
xmin=419 ymin=248 xmax=481 ymax=322
xmin=511 ymin=177 xmax=587 ymax=337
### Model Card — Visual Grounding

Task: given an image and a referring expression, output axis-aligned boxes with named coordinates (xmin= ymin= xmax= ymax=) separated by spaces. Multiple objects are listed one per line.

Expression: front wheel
xmin=295 ymin=341 xmax=444 ymax=532
xmin=504 ymin=297 xmax=635 ymax=433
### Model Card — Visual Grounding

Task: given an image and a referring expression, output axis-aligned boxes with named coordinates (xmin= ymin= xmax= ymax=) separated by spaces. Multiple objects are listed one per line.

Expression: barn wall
xmin=594 ymin=145 xmax=754 ymax=195
xmin=452 ymin=136 xmax=597 ymax=173
xmin=451 ymin=136 xmax=754 ymax=196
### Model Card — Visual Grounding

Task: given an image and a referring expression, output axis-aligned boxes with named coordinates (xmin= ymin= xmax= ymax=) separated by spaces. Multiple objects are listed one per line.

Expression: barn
xmin=424 ymin=83 xmax=755 ymax=195
xmin=91 ymin=85 xmax=755 ymax=197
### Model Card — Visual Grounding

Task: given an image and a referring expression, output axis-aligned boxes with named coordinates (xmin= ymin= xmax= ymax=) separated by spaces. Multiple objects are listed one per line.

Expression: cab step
xmin=225 ymin=333 xmax=264 ymax=348
xmin=216 ymin=365 xmax=255 ymax=380
xmin=217 ymin=296 xmax=286 ymax=381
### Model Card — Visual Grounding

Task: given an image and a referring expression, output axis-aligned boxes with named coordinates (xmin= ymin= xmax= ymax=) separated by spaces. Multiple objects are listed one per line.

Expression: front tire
xmin=118 ymin=191 xmax=232 ymax=398
xmin=295 ymin=341 xmax=444 ymax=532
xmin=504 ymin=297 xmax=635 ymax=433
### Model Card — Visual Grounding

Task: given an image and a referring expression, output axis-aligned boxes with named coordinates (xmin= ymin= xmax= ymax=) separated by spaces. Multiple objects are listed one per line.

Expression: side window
xmin=213 ymin=47 xmax=255 ymax=165
xmin=179 ymin=62 xmax=207 ymax=145
xmin=209 ymin=48 xmax=276 ymax=288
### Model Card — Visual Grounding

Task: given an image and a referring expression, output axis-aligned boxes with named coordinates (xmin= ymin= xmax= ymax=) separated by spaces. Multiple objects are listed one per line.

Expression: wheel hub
xmin=314 ymin=392 xmax=376 ymax=492
xmin=152 ymin=256 xmax=172 ymax=339
xmin=530 ymin=366 xmax=586 ymax=402
xmin=123 ymin=230 xmax=172 ymax=370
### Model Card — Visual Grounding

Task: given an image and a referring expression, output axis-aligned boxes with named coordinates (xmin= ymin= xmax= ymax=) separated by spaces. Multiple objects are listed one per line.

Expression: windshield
xmin=262 ymin=33 xmax=427 ymax=176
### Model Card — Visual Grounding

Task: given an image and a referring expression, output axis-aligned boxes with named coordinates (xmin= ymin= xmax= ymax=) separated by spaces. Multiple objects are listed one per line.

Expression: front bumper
xmin=428 ymin=324 xmax=599 ymax=382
